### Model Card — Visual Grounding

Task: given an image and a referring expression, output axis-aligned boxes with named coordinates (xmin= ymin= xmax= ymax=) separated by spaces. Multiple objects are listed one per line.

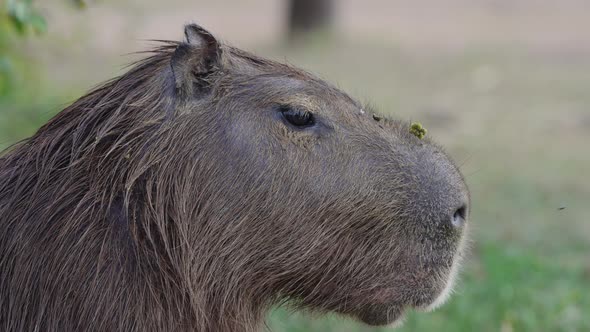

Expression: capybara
xmin=0 ymin=24 xmax=470 ymax=331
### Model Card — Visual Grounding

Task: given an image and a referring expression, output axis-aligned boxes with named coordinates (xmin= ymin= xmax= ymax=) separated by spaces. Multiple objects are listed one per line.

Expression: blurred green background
xmin=1 ymin=1 xmax=589 ymax=331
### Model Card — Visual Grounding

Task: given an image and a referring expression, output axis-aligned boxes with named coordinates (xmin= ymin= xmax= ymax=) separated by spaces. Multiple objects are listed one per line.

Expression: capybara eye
xmin=280 ymin=106 xmax=315 ymax=128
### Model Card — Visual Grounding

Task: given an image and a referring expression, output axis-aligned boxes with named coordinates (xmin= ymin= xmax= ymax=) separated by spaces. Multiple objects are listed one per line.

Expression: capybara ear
xmin=171 ymin=24 xmax=222 ymax=97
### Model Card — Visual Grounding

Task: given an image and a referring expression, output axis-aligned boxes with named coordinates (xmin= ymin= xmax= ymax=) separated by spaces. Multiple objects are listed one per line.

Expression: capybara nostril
xmin=451 ymin=205 xmax=467 ymax=228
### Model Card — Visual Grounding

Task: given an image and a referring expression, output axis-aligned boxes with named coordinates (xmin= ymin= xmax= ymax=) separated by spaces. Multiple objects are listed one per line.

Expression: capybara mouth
xmin=418 ymin=253 xmax=464 ymax=313
xmin=358 ymin=282 xmax=451 ymax=327
xmin=357 ymin=244 xmax=465 ymax=327
xmin=354 ymin=303 xmax=407 ymax=327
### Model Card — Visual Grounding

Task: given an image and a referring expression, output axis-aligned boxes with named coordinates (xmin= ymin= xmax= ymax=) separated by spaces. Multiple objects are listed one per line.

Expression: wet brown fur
xmin=0 ymin=25 xmax=469 ymax=331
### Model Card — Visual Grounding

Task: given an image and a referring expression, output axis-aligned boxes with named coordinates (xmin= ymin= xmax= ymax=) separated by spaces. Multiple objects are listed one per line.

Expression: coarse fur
xmin=0 ymin=24 xmax=470 ymax=332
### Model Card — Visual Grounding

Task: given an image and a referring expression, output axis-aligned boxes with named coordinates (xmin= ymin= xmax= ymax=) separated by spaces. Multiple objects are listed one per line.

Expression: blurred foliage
xmin=0 ymin=0 xmax=86 ymax=148
xmin=5 ymin=0 xmax=47 ymax=35
xmin=0 ymin=0 xmax=85 ymax=98
xmin=0 ymin=0 xmax=45 ymax=99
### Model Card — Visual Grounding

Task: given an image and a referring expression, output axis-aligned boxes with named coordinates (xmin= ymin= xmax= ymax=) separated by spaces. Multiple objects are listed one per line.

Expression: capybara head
xmin=0 ymin=24 xmax=469 ymax=331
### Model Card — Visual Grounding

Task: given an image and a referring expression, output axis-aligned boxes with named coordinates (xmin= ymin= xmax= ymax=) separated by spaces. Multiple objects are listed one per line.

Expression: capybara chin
xmin=0 ymin=24 xmax=470 ymax=331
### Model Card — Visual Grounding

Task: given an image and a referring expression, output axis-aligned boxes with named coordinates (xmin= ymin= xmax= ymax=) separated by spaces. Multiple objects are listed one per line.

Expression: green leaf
xmin=8 ymin=1 xmax=31 ymax=24
xmin=8 ymin=15 xmax=26 ymax=34
xmin=5 ymin=0 xmax=48 ymax=35
xmin=28 ymin=13 xmax=47 ymax=34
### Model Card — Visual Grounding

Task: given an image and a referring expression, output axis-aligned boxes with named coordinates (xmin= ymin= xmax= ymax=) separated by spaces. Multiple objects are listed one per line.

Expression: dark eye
xmin=280 ymin=106 xmax=315 ymax=127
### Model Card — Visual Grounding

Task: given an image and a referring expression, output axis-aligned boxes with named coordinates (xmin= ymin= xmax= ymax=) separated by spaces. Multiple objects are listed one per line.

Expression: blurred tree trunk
xmin=288 ymin=0 xmax=334 ymax=39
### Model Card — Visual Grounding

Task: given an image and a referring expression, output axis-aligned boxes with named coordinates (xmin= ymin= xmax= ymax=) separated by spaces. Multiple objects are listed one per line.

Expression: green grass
xmin=1 ymin=36 xmax=589 ymax=332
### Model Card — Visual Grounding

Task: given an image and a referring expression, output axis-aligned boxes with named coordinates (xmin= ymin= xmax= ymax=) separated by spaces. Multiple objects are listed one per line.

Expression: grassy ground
xmin=2 ymin=30 xmax=589 ymax=332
